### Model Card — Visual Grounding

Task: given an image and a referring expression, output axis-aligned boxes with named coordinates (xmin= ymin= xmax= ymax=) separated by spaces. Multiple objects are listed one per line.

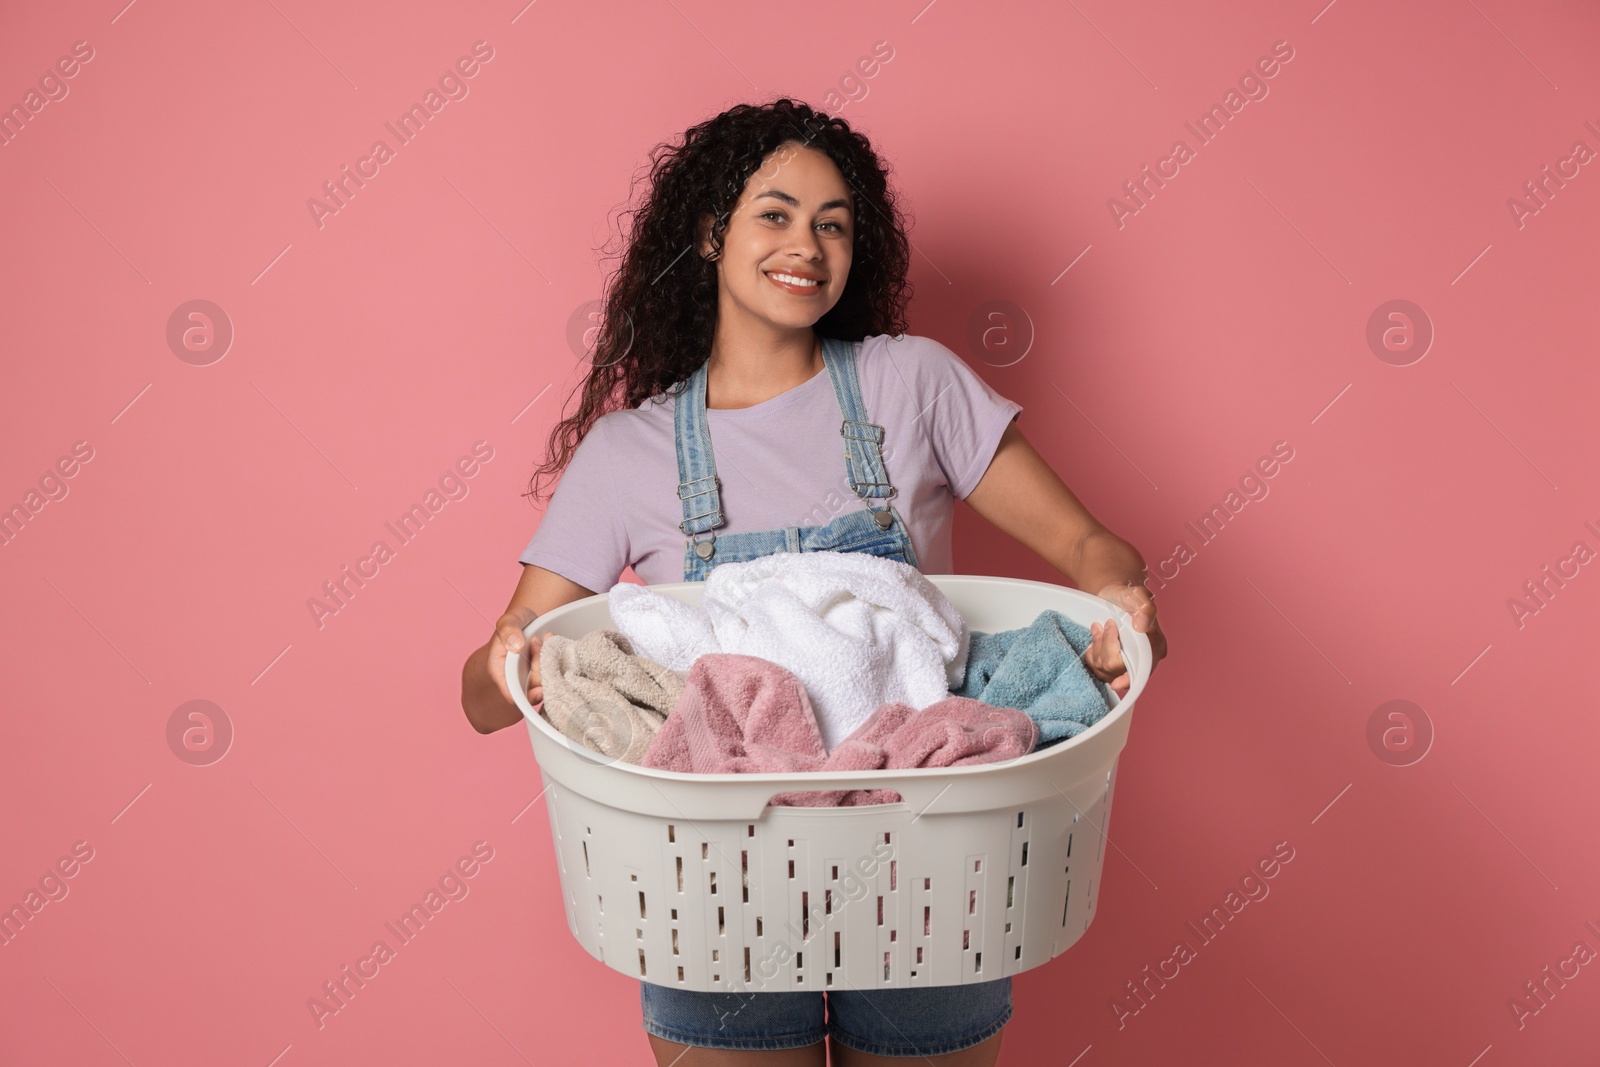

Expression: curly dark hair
xmin=524 ymin=97 xmax=914 ymax=505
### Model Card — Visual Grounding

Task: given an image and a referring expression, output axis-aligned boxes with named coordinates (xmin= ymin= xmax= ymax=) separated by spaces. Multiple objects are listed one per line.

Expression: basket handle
xmin=636 ymin=764 xmax=1023 ymax=822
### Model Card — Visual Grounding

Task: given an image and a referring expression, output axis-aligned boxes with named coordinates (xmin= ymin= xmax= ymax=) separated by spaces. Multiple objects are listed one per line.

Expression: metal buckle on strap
xmin=677 ymin=474 xmax=722 ymax=533
xmin=850 ymin=479 xmax=897 ymax=497
xmin=677 ymin=475 xmax=718 ymax=499
xmin=840 ymin=419 xmax=885 ymax=444
xmin=677 ymin=506 xmax=723 ymax=534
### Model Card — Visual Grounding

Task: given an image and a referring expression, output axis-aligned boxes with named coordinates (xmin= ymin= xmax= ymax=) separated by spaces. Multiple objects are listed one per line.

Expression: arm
xmin=459 ymin=563 xmax=600 ymax=734
xmin=962 ymin=421 xmax=1145 ymax=589
xmin=962 ymin=420 xmax=1167 ymax=689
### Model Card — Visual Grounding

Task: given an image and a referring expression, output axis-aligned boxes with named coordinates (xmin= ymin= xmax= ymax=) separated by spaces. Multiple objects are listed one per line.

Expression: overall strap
xmin=674 ymin=336 xmax=899 ymax=555
xmin=673 ymin=362 xmax=722 ymax=542
xmin=819 ymin=336 xmax=896 ymax=506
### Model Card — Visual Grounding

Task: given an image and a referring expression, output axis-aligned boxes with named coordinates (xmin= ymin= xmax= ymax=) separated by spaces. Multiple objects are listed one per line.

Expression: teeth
xmin=769 ymin=272 xmax=821 ymax=287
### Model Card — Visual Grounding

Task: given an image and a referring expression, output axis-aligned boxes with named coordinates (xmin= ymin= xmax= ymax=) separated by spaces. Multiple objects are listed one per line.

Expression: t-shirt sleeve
xmin=900 ymin=335 xmax=1023 ymax=500
xmin=517 ymin=416 xmax=630 ymax=593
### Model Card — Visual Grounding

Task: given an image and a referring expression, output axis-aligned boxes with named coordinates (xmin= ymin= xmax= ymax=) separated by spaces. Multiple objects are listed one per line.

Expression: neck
xmin=703 ymin=323 xmax=822 ymax=410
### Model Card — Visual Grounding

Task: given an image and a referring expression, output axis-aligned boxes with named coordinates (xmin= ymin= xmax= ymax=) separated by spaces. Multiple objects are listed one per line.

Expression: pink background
xmin=3 ymin=0 xmax=1598 ymax=1063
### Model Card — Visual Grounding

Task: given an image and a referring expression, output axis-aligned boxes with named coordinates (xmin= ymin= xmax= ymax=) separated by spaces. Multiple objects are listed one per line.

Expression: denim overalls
xmin=673 ymin=333 xmax=921 ymax=580
xmin=639 ymin=333 xmax=1013 ymax=1056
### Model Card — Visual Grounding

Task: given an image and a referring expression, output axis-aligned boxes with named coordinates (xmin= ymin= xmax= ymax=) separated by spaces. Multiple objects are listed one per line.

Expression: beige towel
xmin=538 ymin=629 xmax=684 ymax=764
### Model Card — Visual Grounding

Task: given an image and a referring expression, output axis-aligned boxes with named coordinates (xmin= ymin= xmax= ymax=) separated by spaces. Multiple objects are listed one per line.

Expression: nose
xmin=784 ymin=223 xmax=825 ymax=262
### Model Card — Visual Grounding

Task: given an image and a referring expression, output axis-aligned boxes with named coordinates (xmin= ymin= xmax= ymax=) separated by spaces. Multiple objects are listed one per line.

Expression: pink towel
xmin=642 ymin=653 xmax=1037 ymax=807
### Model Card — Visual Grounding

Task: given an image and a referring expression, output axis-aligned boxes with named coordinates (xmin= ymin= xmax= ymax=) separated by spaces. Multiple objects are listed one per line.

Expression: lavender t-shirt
xmin=518 ymin=332 xmax=1023 ymax=591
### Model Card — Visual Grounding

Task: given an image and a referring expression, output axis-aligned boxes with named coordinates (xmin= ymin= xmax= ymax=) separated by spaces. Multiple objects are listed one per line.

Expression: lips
xmin=766 ymin=270 xmax=825 ymax=293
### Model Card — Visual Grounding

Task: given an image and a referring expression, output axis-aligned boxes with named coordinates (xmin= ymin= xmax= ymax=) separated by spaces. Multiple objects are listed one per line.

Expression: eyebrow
xmin=753 ymin=190 xmax=853 ymax=213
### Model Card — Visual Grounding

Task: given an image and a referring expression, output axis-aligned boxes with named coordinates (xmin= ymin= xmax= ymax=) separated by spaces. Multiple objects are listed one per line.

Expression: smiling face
xmin=699 ymin=141 xmax=855 ymax=333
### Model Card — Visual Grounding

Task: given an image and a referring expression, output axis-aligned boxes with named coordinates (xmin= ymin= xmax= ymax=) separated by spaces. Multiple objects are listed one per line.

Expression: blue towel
xmin=950 ymin=609 xmax=1114 ymax=749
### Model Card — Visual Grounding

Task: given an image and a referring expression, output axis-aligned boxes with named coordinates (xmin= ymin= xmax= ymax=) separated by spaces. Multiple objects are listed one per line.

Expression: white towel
xmin=607 ymin=582 xmax=718 ymax=672
xmin=609 ymin=551 xmax=970 ymax=751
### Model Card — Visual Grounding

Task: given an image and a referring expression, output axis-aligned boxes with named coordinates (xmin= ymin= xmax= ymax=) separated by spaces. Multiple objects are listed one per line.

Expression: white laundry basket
xmin=506 ymin=574 xmax=1150 ymax=993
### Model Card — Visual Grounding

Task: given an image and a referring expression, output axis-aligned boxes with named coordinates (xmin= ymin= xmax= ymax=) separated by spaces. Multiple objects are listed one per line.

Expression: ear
xmin=696 ymin=213 xmax=716 ymax=260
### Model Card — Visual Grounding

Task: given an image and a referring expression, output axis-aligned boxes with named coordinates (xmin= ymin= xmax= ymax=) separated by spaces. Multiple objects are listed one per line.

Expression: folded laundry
xmin=641 ymin=653 xmax=1036 ymax=809
xmin=537 ymin=629 xmax=684 ymax=765
xmin=612 ymin=550 xmax=970 ymax=751
xmin=951 ymin=609 xmax=1114 ymax=747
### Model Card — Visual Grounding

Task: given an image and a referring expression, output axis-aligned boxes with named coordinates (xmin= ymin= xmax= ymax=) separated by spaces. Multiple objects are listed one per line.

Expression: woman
xmin=461 ymin=98 xmax=1168 ymax=1066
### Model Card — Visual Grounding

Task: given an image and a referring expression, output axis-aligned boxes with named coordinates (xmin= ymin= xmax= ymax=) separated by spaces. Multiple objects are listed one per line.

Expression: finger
xmin=1101 ymin=584 xmax=1157 ymax=632
xmin=1097 ymin=631 xmax=1126 ymax=678
xmin=1087 ymin=621 xmax=1109 ymax=661
xmin=1101 ymin=618 xmax=1120 ymax=649
xmin=1126 ymin=590 xmax=1156 ymax=632
xmin=501 ymin=626 xmax=523 ymax=653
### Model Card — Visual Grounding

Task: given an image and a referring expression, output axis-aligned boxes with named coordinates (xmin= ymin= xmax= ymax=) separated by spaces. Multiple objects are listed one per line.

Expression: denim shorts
xmin=640 ymin=976 xmax=1012 ymax=1057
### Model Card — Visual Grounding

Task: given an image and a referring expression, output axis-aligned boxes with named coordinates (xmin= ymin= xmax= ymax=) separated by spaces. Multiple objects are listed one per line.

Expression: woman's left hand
xmin=1085 ymin=582 xmax=1168 ymax=696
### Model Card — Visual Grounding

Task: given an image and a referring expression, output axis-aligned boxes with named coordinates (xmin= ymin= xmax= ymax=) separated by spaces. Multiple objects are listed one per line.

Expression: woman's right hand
xmin=462 ymin=564 xmax=595 ymax=735
xmin=490 ymin=606 xmax=556 ymax=709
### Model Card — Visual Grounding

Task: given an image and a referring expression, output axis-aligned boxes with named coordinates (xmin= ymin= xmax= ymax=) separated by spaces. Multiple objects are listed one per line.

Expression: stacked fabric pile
xmin=534 ymin=551 xmax=1115 ymax=809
